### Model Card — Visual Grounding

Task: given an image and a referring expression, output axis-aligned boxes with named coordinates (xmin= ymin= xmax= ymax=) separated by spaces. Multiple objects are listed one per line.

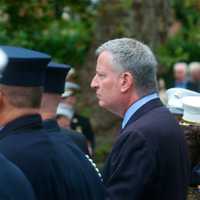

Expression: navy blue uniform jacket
xmin=103 ymin=99 xmax=190 ymax=200
xmin=0 ymin=114 xmax=105 ymax=200
xmin=71 ymin=113 xmax=95 ymax=149
xmin=44 ymin=119 xmax=89 ymax=155
xmin=0 ymin=153 xmax=35 ymax=200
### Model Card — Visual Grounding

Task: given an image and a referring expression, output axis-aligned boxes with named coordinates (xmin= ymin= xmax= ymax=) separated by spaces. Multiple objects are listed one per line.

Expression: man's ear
xmin=0 ymin=89 xmax=9 ymax=108
xmin=0 ymin=90 xmax=4 ymax=108
xmin=120 ymin=72 xmax=134 ymax=93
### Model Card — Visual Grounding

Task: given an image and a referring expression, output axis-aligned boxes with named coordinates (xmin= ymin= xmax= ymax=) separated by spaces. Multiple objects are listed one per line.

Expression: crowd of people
xmin=156 ymin=59 xmax=200 ymax=198
xmin=56 ymin=76 xmax=95 ymax=156
xmin=0 ymin=38 xmax=199 ymax=200
xmin=159 ymin=62 xmax=200 ymax=104
xmin=173 ymin=62 xmax=200 ymax=92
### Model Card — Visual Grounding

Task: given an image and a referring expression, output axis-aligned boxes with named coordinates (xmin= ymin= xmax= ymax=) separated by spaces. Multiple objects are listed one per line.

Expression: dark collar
xmin=0 ymin=114 xmax=43 ymax=139
xmin=122 ymin=98 xmax=163 ymax=130
xmin=43 ymin=118 xmax=60 ymax=132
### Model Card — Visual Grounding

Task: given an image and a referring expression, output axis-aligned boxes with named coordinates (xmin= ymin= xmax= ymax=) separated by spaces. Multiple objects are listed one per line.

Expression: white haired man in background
xmin=187 ymin=62 xmax=200 ymax=92
xmin=173 ymin=62 xmax=188 ymax=88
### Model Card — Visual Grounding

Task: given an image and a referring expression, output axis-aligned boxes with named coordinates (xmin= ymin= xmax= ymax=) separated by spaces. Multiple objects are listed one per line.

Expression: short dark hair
xmin=1 ymin=85 xmax=43 ymax=108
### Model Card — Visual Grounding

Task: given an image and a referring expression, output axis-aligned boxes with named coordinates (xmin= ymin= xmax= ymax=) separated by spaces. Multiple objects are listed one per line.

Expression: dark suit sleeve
xmin=104 ymin=131 xmax=156 ymax=200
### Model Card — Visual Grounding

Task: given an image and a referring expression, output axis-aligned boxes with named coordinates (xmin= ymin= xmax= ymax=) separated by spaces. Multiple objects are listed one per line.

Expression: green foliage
xmin=95 ymin=138 xmax=113 ymax=168
xmin=120 ymin=0 xmax=133 ymax=9
xmin=157 ymin=0 xmax=200 ymax=72
xmin=0 ymin=0 xmax=94 ymax=67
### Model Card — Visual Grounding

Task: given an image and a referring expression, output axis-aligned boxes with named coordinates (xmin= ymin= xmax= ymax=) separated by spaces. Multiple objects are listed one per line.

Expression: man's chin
xmin=98 ymin=102 xmax=121 ymax=117
xmin=98 ymin=101 xmax=106 ymax=108
xmin=98 ymin=101 xmax=112 ymax=113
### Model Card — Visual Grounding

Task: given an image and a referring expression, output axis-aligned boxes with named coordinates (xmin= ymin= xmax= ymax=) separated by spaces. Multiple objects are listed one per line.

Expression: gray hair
xmin=173 ymin=62 xmax=187 ymax=73
xmin=96 ymin=38 xmax=158 ymax=96
xmin=189 ymin=62 xmax=200 ymax=73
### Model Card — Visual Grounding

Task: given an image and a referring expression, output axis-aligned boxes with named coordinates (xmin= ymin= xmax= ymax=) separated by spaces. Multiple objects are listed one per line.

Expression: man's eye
xmin=98 ymin=74 xmax=105 ymax=78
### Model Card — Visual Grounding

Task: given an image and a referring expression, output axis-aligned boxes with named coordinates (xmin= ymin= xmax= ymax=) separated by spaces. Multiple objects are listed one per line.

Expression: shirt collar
xmin=121 ymin=93 xmax=159 ymax=129
xmin=175 ymin=81 xmax=187 ymax=88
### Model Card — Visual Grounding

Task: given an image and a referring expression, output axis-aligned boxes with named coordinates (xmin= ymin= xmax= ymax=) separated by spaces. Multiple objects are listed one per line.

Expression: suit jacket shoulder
xmin=103 ymin=99 xmax=190 ymax=200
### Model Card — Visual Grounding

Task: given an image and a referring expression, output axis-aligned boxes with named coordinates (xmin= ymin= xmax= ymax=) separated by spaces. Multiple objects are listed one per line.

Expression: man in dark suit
xmin=91 ymin=38 xmax=190 ymax=200
xmin=41 ymin=61 xmax=90 ymax=155
xmin=0 ymin=152 xmax=36 ymax=200
xmin=0 ymin=46 xmax=105 ymax=200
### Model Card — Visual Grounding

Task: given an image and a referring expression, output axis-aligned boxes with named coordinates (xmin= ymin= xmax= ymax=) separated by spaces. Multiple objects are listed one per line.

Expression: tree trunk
xmin=131 ymin=0 xmax=172 ymax=49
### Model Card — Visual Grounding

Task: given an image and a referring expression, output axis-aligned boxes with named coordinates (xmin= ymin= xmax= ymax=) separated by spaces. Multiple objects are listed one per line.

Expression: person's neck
xmin=41 ymin=94 xmax=59 ymax=120
xmin=41 ymin=111 xmax=56 ymax=120
xmin=118 ymin=93 xmax=140 ymax=118
xmin=120 ymin=90 xmax=156 ymax=117
xmin=0 ymin=108 xmax=39 ymax=127
xmin=176 ymin=79 xmax=185 ymax=82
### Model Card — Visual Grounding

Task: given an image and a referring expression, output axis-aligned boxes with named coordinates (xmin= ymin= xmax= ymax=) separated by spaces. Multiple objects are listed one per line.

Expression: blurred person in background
xmin=40 ymin=62 xmax=89 ymax=155
xmin=59 ymin=75 xmax=95 ymax=156
xmin=166 ymin=89 xmax=200 ymax=193
xmin=187 ymin=62 xmax=200 ymax=92
xmin=57 ymin=102 xmax=74 ymax=128
xmin=173 ymin=62 xmax=188 ymax=88
xmin=180 ymin=96 xmax=200 ymax=193
xmin=165 ymin=88 xmax=200 ymax=120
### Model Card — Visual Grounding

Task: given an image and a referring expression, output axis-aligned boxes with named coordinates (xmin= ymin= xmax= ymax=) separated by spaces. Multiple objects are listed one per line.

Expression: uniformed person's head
xmin=166 ymin=88 xmax=200 ymax=122
xmin=40 ymin=62 xmax=70 ymax=120
xmin=0 ymin=46 xmax=51 ymax=124
xmin=57 ymin=80 xmax=80 ymax=129
xmin=180 ymin=96 xmax=200 ymax=168
xmin=56 ymin=103 xmax=73 ymax=128
xmin=165 ymin=89 xmax=200 ymax=168
xmin=61 ymin=81 xmax=80 ymax=108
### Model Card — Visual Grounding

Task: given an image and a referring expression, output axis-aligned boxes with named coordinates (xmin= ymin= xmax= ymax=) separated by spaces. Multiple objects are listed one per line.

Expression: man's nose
xmin=90 ymin=75 xmax=98 ymax=89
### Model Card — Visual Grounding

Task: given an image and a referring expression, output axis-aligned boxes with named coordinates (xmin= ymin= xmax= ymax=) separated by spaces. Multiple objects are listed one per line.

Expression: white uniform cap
xmin=65 ymin=81 xmax=80 ymax=90
xmin=166 ymin=88 xmax=200 ymax=115
xmin=61 ymin=81 xmax=80 ymax=98
xmin=56 ymin=103 xmax=74 ymax=119
xmin=61 ymin=90 xmax=74 ymax=98
xmin=182 ymin=96 xmax=200 ymax=124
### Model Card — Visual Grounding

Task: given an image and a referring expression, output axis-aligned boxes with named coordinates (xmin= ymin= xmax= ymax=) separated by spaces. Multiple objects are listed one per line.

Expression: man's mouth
xmin=96 ymin=93 xmax=100 ymax=98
